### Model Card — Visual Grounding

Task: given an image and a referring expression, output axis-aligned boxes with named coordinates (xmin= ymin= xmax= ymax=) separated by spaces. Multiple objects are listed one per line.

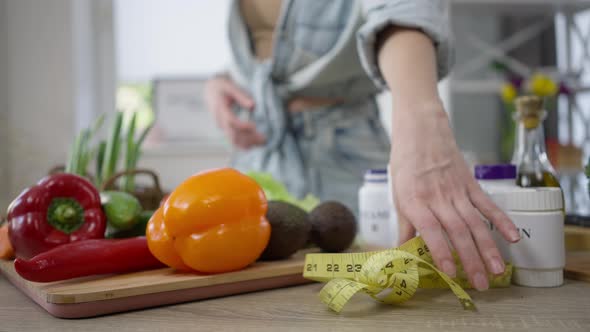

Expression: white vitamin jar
xmin=474 ymin=164 xmax=518 ymax=193
xmin=358 ymin=169 xmax=397 ymax=249
xmin=489 ymin=187 xmax=564 ymax=287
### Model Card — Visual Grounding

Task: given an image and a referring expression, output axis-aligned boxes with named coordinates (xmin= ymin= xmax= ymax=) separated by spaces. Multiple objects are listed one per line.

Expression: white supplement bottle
xmin=358 ymin=169 xmax=397 ymax=249
xmin=474 ymin=164 xmax=518 ymax=193
xmin=488 ymin=187 xmax=565 ymax=287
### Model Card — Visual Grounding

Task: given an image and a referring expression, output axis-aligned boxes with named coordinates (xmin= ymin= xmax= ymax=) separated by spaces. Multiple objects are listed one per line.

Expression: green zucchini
xmin=105 ymin=210 xmax=153 ymax=239
xmin=100 ymin=191 xmax=142 ymax=231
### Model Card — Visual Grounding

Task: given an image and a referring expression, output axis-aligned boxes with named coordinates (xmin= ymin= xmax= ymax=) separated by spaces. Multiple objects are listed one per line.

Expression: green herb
xmin=122 ymin=113 xmax=154 ymax=192
xmin=65 ymin=114 xmax=105 ymax=176
xmin=247 ymin=172 xmax=320 ymax=212
xmin=95 ymin=140 xmax=107 ymax=186
xmin=101 ymin=112 xmax=124 ymax=185
xmin=65 ymin=111 xmax=153 ymax=191
xmin=124 ymin=113 xmax=137 ymax=192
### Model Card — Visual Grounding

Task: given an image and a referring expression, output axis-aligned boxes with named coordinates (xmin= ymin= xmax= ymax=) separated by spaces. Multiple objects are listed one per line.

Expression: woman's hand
xmin=377 ymin=27 xmax=520 ymax=291
xmin=204 ymin=75 xmax=265 ymax=149
xmin=390 ymin=100 xmax=520 ymax=291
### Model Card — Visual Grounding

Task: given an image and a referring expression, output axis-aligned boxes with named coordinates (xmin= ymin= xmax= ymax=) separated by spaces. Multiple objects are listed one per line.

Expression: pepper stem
xmin=47 ymin=197 xmax=85 ymax=234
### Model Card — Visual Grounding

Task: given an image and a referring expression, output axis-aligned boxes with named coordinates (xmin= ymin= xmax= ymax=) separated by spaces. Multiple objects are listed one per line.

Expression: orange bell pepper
xmin=0 ymin=223 xmax=15 ymax=260
xmin=146 ymin=168 xmax=271 ymax=273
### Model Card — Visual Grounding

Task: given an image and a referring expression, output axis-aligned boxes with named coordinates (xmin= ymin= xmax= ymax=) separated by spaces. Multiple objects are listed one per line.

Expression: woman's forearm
xmin=377 ymin=26 xmax=453 ymax=164
xmin=377 ymin=27 xmax=442 ymax=112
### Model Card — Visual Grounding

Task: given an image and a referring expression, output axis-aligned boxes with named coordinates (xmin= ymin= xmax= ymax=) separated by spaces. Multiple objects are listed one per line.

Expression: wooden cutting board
xmin=0 ymin=252 xmax=313 ymax=319
xmin=3 ymin=232 xmax=588 ymax=319
xmin=564 ymin=225 xmax=590 ymax=282
xmin=565 ymin=225 xmax=590 ymax=251
xmin=565 ymin=251 xmax=590 ymax=283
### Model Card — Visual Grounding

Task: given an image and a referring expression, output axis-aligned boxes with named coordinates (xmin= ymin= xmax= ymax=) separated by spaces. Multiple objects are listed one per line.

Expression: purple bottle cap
xmin=365 ymin=169 xmax=387 ymax=175
xmin=474 ymin=164 xmax=517 ymax=180
xmin=364 ymin=168 xmax=387 ymax=182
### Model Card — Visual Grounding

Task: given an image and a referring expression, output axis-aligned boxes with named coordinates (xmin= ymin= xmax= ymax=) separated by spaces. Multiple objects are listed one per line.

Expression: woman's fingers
xmin=469 ymin=183 xmax=520 ymax=243
xmin=228 ymin=118 xmax=265 ymax=149
xmin=454 ymin=197 xmax=505 ymax=276
xmin=397 ymin=214 xmax=416 ymax=245
xmin=394 ymin=198 xmax=416 ymax=245
xmin=220 ymin=79 xmax=255 ymax=109
xmin=431 ymin=200 xmax=488 ymax=290
xmin=204 ymin=76 xmax=264 ymax=149
xmin=400 ymin=200 xmax=456 ymax=278
xmin=215 ymin=99 xmax=265 ymax=149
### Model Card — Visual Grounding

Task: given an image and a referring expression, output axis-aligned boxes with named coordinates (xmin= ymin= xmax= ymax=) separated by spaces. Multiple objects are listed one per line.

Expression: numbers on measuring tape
xmin=346 ymin=264 xmax=362 ymax=272
xmin=301 ymin=237 xmax=508 ymax=313
xmin=381 ymin=261 xmax=394 ymax=272
xmin=416 ymin=245 xmax=430 ymax=256
xmin=326 ymin=264 xmax=340 ymax=272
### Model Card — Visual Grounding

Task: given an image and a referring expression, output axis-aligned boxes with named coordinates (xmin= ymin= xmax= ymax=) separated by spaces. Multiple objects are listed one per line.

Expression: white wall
xmin=2 ymin=0 xmax=79 ymax=206
xmin=115 ymin=0 xmax=231 ymax=81
xmin=0 ymin=0 xmax=10 ymax=211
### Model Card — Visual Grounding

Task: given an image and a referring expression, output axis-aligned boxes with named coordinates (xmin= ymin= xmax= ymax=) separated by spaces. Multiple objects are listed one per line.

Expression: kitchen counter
xmin=1 ymin=273 xmax=589 ymax=332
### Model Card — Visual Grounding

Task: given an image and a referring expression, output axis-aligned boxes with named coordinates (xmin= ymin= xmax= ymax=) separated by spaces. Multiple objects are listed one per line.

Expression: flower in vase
xmin=529 ymin=73 xmax=558 ymax=97
xmin=558 ymin=82 xmax=573 ymax=96
xmin=501 ymin=83 xmax=518 ymax=104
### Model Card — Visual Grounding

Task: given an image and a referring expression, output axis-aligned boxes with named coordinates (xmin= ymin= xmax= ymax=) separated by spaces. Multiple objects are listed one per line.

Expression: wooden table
xmin=1 ymin=273 xmax=589 ymax=332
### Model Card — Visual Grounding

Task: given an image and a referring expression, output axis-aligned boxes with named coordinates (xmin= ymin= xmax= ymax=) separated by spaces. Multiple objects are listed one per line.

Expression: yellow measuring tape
xmin=303 ymin=237 xmax=512 ymax=313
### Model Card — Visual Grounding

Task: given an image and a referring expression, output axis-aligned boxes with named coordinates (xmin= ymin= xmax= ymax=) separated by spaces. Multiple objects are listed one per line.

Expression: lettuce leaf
xmin=247 ymin=171 xmax=320 ymax=212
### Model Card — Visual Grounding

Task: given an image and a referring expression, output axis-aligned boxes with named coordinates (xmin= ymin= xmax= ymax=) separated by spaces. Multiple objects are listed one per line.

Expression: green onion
xmin=124 ymin=113 xmax=137 ymax=192
xmin=95 ymin=140 xmax=107 ymax=186
xmin=101 ymin=112 xmax=123 ymax=186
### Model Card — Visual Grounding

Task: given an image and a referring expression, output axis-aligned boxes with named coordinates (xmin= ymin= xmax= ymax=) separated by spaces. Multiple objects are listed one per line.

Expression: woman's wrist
xmin=390 ymin=99 xmax=455 ymax=157
xmin=392 ymin=97 xmax=445 ymax=117
xmin=391 ymin=97 xmax=449 ymax=136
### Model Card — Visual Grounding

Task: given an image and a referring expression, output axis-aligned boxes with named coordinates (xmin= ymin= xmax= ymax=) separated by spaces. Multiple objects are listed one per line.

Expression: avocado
xmin=309 ymin=201 xmax=357 ymax=252
xmin=260 ymin=201 xmax=311 ymax=260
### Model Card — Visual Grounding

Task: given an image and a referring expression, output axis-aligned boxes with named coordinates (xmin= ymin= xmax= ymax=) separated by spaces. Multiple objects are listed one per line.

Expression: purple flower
xmin=509 ymin=76 xmax=524 ymax=90
xmin=558 ymin=82 xmax=572 ymax=96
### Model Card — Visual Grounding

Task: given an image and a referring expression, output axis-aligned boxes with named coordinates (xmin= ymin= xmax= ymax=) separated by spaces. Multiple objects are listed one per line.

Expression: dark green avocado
xmin=260 ymin=201 xmax=311 ymax=261
xmin=309 ymin=201 xmax=357 ymax=252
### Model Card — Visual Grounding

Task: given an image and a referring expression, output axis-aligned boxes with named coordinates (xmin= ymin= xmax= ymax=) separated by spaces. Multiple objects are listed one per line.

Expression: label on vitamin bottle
xmin=359 ymin=208 xmax=394 ymax=248
xmin=489 ymin=211 xmax=565 ymax=270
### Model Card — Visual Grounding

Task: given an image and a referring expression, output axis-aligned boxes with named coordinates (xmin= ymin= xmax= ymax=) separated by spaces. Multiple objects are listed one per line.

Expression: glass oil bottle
xmin=511 ymin=95 xmax=561 ymax=189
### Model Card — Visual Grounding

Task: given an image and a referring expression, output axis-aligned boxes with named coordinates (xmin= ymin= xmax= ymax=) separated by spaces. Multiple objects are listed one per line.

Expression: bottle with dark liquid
xmin=511 ymin=96 xmax=561 ymax=189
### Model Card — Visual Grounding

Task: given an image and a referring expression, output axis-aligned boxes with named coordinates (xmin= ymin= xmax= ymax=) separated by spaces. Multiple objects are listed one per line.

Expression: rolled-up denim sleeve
xmin=356 ymin=0 xmax=453 ymax=89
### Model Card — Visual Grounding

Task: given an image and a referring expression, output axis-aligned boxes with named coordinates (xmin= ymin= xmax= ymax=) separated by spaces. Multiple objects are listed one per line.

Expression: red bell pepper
xmin=14 ymin=237 xmax=164 ymax=282
xmin=7 ymin=173 xmax=106 ymax=259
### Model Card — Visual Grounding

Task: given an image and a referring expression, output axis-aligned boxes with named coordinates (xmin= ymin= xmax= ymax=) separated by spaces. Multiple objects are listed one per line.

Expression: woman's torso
xmin=239 ymin=0 xmax=282 ymax=60
xmin=239 ymin=0 xmax=376 ymax=112
xmin=231 ymin=0 xmax=378 ymax=102
xmin=229 ymin=0 xmax=389 ymax=208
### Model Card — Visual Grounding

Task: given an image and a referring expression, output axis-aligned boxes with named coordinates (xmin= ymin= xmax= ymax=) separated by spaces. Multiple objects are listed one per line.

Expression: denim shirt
xmin=227 ymin=0 xmax=451 ymax=202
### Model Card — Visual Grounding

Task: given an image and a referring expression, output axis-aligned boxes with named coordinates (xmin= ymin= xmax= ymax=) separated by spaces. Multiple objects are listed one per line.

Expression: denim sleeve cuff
xmin=356 ymin=0 xmax=453 ymax=89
